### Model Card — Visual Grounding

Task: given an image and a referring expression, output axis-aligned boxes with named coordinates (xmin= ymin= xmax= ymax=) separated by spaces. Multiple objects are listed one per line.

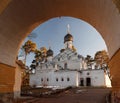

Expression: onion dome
xmin=47 ymin=48 xmax=53 ymax=57
xmin=64 ymin=33 xmax=73 ymax=43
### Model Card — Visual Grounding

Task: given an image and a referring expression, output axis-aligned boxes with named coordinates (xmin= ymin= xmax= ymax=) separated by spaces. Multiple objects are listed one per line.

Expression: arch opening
xmin=18 ymin=17 xmax=111 ymax=89
xmin=18 ymin=16 xmax=108 ymax=66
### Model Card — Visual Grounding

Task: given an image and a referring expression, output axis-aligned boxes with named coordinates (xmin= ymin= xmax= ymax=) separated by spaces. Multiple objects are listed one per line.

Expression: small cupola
xmin=47 ymin=48 xmax=54 ymax=57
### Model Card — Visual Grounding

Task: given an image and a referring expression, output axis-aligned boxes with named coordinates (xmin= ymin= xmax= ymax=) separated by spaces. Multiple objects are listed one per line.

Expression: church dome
xmin=64 ymin=33 xmax=73 ymax=43
xmin=47 ymin=49 xmax=53 ymax=57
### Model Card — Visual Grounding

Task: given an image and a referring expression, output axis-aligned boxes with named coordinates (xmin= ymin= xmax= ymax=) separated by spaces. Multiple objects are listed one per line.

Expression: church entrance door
xmin=86 ymin=77 xmax=91 ymax=86
xmin=80 ymin=78 xmax=84 ymax=86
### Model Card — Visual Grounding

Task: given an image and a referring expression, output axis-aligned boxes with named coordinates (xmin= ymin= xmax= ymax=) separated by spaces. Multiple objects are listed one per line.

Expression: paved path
xmin=17 ymin=88 xmax=111 ymax=103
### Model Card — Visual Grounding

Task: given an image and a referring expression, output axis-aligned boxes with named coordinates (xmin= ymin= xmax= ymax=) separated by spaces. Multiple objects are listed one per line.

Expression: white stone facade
xmin=30 ymin=69 xmax=79 ymax=88
xmin=30 ymin=67 xmax=111 ymax=88
xmin=30 ymin=33 xmax=111 ymax=88
xmin=30 ymin=48 xmax=111 ymax=88
xmin=79 ymin=69 xmax=111 ymax=87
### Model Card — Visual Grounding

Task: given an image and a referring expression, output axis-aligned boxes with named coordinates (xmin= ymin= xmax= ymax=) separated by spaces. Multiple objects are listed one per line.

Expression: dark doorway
xmin=64 ymin=63 xmax=67 ymax=69
xmin=86 ymin=77 xmax=91 ymax=86
xmin=80 ymin=78 xmax=84 ymax=86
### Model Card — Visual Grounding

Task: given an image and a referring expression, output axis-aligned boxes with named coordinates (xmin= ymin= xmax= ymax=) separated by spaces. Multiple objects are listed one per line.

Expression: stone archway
xmin=0 ymin=0 xmax=120 ymax=96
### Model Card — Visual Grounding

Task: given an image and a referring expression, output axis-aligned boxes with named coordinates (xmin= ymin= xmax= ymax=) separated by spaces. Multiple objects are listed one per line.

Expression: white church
xmin=30 ymin=26 xmax=111 ymax=88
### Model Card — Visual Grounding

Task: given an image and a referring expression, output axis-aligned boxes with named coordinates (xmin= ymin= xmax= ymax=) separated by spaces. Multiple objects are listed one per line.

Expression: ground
xmin=14 ymin=87 xmax=111 ymax=103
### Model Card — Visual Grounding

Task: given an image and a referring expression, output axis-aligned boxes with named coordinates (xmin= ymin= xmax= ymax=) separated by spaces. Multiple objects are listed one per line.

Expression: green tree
xmin=94 ymin=50 xmax=109 ymax=69
xmin=22 ymin=40 xmax=36 ymax=65
xmin=85 ymin=55 xmax=94 ymax=69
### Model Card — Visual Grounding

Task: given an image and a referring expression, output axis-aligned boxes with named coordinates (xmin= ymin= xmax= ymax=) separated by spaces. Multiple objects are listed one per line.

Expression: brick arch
xmin=0 ymin=0 xmax=120 ymax=94
xmin=0 ymin=0 xmax=119 ymax=66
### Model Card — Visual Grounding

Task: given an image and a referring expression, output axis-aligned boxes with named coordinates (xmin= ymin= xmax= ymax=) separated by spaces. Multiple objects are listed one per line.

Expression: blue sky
xmin=19 ymin=17 xmax=107 ymax=66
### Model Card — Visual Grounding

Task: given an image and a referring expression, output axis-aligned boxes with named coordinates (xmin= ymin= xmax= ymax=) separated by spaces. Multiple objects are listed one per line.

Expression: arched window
xmin=61 ymin=78 xmax=64 ymax=81
xmin=47 ymin=78 xmax=49 ymax=81
xmin=67 ymin=77 xmax=70 ymax=81
xmin=58 ymin=58 xmax=60 ymax=61
xmin=41 ymin=78 xmax=43 ymax=82
xmin=56 ymin=78 xmax=58 ymax=82
xmin=64 ymin=63 xmax=67 ymax=69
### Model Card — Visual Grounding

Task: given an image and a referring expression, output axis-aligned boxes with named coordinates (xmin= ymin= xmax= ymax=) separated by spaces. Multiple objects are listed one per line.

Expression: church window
xmin=61 ymin=78 xmax=64 ymax=81
xmin=67 ymin=42 xmax=69 ymax=48
xmin=64 ymin=63 xmax=67 ymax=69
xmin=40 ymin=65 xmax=42 ymax=69
xmin=75 ymin=53 xmax=77 ymax=55
xmin=58 ymin=58 xmax=60 ymax=61
xmin=46 ymin=64 xmax=48 ymax=68
xmin=67 ymin=78 xmax=70 ymax=81
xmin=47 ymin=78 xmax=49 ymax=81
xmin=41 ymin=78 xmax=43 ymax=82
xmin=56 ymin=78 xmax=58 ymax=82
xmin=53 ymin=64 xmax=55 ymax=68
xmin=78 ymin=55 xmax=81 ymax=59
xmin=80 ymin=78 xmax=84 ymax=86
xmin=87 ymin=72 xmax=90 ymax=75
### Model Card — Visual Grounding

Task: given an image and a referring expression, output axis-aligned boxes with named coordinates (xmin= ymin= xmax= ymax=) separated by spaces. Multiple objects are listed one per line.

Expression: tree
xmin=94 ymin=50 xmax=109 ymax=69
xmin=40 ymin=47 xmax=47 ymax=55
xmin=30 ymin=60 xmax=37 ymax=73
xmin=34 ymin=49 xmax=42 ymax=62
xmin=72 ymin=45 xmax=77 ymax=51
xmin=29 ymin=47 xmax=47 ymax=71
xmin=22 ymin=40 xmax=36 ymax=65
xmin=39 ymin=47 xmax=47 ymax=62
xmin=85 ymin=55 xmax=94 ymax=69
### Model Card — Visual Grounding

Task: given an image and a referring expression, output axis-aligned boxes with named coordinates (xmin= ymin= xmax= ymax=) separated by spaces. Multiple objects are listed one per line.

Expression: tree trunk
xmin=24 ymin=52 xmax=27 ymax=65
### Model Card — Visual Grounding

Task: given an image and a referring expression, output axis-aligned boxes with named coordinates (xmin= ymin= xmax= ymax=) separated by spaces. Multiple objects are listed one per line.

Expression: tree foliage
xmin=22 ymin=40 xmax=36 ymax=64
xmin=30 ymin=47 xmax=47 ymax=71
xmin=72 ymin=45 xmax=77 ymax=51
xmin=34 ymin=49 xmax=42 ymax=62
xmin=39 ymin=47 xmax=47 ymax=61
xmin=85 ymin=55 xmax=94 ymax=69
xmin=94 ymin=50 xmax=109 ymax=68
xmin=40 ymin=47 xmax=47 ymax=55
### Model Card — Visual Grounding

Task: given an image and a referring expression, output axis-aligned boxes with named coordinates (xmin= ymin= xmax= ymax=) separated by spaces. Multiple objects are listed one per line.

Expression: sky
xmin=19 ymin=17 xmax=107 ymax=66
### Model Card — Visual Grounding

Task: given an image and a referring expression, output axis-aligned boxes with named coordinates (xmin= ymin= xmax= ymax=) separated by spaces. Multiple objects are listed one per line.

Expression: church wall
xmin=55 ymin=61 xmax=64 ymax=69
xmin=30 ymin=69 xmax=79 ymax=88
xmin=80 ymin=70 xmax=106 ymax=87
xmin=30 ymin=67 xmax=111 ymax=88
xmin=52 ymin=71 xmax=78 ymax=87
xmin=47 ymin=57 xmax=53 ymax=62
xmin=67 ymin=60 xmax=82 ymax=70
xmin=37 ymin=69 xmax=53 ymax=86
xmin=55 ymin=60 xmax=82 ymax=70
xmin=29 ymin=73 xmax=38 ymax=87
xmin=105 ymin=74 xmax=111 ymax=87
